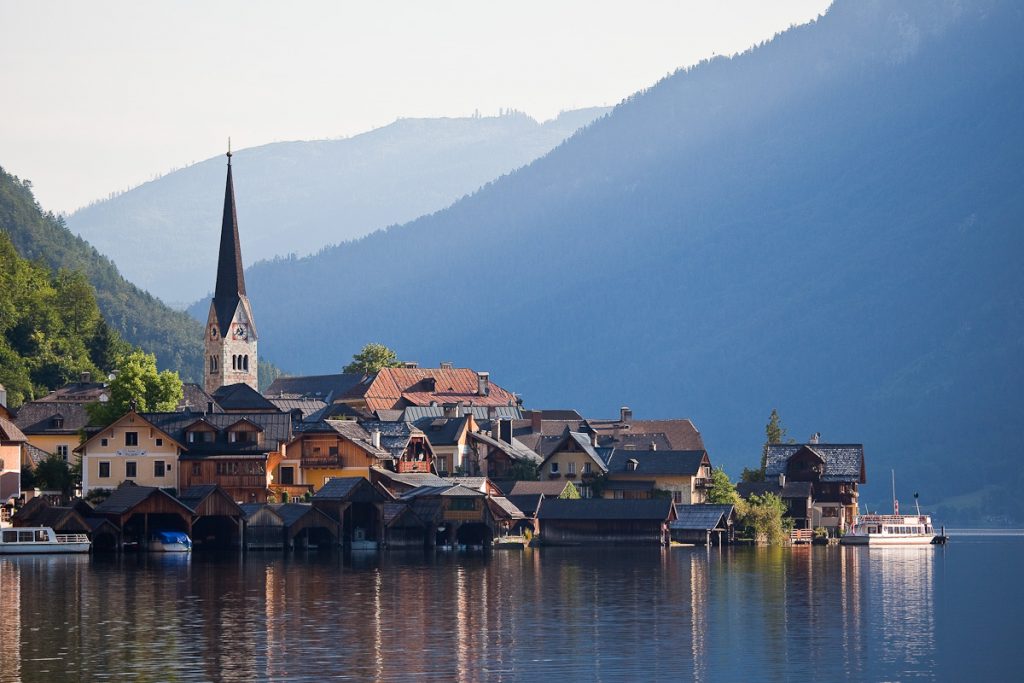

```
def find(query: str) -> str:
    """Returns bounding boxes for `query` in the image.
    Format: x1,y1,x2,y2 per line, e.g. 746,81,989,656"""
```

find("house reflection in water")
0,559,21,679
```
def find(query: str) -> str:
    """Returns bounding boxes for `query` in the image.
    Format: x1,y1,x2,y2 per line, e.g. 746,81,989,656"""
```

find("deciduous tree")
343,343,401,374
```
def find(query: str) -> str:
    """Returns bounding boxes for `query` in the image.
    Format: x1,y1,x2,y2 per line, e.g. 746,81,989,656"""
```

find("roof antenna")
227,137,232,163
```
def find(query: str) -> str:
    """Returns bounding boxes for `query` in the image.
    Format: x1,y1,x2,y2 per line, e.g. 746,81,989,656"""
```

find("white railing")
55,534,90,544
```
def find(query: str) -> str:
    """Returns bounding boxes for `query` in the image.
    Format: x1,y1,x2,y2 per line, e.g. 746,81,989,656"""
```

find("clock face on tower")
233,325,247,340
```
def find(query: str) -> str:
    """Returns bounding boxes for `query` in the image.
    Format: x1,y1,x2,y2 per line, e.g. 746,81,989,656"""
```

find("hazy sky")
1,0,830,213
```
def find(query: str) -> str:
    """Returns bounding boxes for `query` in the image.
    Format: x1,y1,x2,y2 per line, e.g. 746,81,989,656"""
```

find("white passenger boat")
841,471,937,546
841,513,936,545
0,526,91,554
149,530,192,552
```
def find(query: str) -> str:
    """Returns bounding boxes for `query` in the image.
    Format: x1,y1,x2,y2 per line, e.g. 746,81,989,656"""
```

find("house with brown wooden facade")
275,419,392,497
761,442,866,531
536,498,676,546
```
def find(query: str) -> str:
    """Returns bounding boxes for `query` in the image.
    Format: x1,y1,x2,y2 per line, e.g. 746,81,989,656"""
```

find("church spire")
213,148,246,334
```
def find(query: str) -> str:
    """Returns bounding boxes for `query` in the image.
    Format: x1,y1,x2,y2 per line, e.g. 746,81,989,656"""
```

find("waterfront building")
204,149,258,395
602,448,713,504
536,498,676,545
670,503,736,545
77,411,183,494
537,430,609,498
311,476,388,547
736,478,814,529
762,441,866,531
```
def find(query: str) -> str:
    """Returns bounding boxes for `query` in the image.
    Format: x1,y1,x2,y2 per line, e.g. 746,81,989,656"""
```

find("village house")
276,419,393,496
11,373,107,465
397,483,495,546
602,447,713,504
736,478,814,529
1,401,26,517
537,430,608,498
336,366,519,413
761,440,866,531
670,504,736,545
77,410,184,495
360,420,436,474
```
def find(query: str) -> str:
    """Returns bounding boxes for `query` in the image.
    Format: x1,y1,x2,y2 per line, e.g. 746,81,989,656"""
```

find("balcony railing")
694,478,713,489
301,455,344,468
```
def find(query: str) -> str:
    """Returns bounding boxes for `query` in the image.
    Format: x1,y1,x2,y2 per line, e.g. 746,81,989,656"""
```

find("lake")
0,534,1019,681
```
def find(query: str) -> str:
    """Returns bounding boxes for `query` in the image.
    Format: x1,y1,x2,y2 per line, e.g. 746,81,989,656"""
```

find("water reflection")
0,542,970,682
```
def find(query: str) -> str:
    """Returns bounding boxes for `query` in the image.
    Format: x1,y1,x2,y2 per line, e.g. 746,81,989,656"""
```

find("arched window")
243,355,249,371
232,355,237,370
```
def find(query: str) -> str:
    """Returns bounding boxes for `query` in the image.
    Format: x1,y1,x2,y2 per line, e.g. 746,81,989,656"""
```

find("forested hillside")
192,0,1023,523
68,109,609,306
0,231,126,407
0,168,204,382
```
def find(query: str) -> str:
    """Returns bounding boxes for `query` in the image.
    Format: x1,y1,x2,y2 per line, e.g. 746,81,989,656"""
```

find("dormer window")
627,458,639,472
51,416,64,429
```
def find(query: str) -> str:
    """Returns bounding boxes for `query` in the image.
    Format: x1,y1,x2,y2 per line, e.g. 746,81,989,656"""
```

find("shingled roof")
604,449,709,476
142,411,292,457
264,373,367,402
92,484,195,516
764,444,866,483
14,401,94,436
670,504,735,531
212,383,279,412
349,368,518,412
0,416,27,442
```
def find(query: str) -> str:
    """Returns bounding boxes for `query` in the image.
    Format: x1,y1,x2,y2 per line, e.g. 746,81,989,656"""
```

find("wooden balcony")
301,455,344,469
270,483,314,499
695,478,713,490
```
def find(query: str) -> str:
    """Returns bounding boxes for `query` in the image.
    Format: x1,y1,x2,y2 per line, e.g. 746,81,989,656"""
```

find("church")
204,148,259,395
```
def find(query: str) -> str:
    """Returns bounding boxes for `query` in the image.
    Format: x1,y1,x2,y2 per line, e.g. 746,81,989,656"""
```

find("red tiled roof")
359,368,517,412
588,419,704,451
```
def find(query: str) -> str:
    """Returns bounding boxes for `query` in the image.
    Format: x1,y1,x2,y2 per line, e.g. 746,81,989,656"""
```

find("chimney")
530,410,542,433
443,403,459,419
498,419,513,444
591,430,599,447
487,406,497,421
779,473,786,487
810,432,820,444
649,441,657,451
620,406,632,423
402,361,419,369
627,458,638,472
80,371,91,384
440,361,454,370
372,429,381,449
477,372,490,397
207,401,214,414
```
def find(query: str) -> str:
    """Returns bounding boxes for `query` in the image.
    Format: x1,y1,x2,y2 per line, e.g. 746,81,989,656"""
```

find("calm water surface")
0,535,1019,681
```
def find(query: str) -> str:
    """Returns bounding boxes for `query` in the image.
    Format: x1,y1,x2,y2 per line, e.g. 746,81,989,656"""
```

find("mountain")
67,109,610,307
0,167,204,383
186,0,1023,523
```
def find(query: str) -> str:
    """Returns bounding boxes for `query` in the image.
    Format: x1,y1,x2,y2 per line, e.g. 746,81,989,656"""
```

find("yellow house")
538,431,610,499
277,419,393,494
1,413,27,511
77,411,184,494
602,448,713,504
11,376,110,465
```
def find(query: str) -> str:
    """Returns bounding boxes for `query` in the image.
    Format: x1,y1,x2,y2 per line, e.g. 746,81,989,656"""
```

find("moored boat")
0,526,91,554
841,513,936,545
149,530,192,552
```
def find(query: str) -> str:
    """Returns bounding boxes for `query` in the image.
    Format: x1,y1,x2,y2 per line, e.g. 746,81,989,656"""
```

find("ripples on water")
0,537,1020,681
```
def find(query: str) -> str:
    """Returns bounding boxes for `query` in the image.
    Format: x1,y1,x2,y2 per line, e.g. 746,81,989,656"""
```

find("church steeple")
204,147,259,395
213,148,246,336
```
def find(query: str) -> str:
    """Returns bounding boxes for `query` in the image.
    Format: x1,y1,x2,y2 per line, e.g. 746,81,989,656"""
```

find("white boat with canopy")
0,526,91,554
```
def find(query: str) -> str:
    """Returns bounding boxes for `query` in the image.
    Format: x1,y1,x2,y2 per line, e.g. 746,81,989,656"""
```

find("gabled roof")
351,368,518,412
178,485,246,517
537,498,675,522
75,411,185,454
469,431,543,465
322,420,391,458
313,476,386,503
93,484,195,516
0,416,27,442
540,430,608,473
305,402,375,423
604,449,709,477
141,411,292,457
670,504,735,531
764,443,866,483
358,420,428,458
412,415,470,447
268,397,326,419
586,418,705,451
212,383,279,412
177,384,223,413
487,496,525,520
398,484,485,501
507,494,543,516
14,401,93,435
264,374,367,402
35,380,109,403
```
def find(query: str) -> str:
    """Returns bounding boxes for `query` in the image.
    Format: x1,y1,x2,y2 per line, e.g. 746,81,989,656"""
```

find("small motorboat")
149,530,192,552
0,526,91,554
